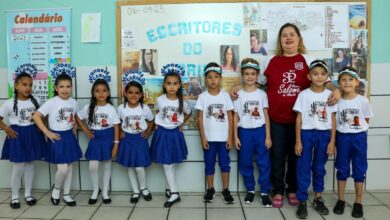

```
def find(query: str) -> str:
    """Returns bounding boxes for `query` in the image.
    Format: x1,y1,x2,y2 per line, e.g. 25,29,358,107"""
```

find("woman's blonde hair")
275,23,307,56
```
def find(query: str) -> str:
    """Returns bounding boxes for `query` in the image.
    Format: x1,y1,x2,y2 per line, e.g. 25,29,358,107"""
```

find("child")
76,78,120,204
333,67,373,218
233,58,272,206
150,64,191,208
195,62,234,204
0,72,46,209
33,72,82,206
116,80,154,204
293,60,337,219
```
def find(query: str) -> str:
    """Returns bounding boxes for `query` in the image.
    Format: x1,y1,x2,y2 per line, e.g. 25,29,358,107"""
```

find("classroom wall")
0,0,389,192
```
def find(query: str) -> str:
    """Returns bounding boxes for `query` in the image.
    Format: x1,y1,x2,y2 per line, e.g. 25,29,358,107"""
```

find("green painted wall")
0,0,389,68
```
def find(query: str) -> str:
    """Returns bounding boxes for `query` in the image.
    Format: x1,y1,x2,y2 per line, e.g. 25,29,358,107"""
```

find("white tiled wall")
1,63,390,192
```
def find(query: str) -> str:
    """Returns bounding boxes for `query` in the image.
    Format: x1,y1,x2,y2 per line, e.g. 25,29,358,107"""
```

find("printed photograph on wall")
220,45,240,72
333,48,351,73
249,29,267,55
122,50,140,73
140,49,158,75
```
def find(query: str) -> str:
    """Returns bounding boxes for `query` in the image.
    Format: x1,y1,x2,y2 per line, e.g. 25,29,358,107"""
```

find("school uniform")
116,103,154,167
234,89,271,193
37,96,82,164
150,94,191,164
336,95,373,182
293,88,337,201
195,90,233,175
78,104,120,161
0,98,46,162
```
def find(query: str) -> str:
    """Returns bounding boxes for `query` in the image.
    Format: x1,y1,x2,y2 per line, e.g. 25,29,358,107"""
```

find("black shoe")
88,189,101,205
313,197,329,215
261,194,272,207
333,200,345,215
63,194,76,207
103,197,111,204
222,189,234,204
10,199,20,209
244,192,255,204
141,188,152,201
352,203,363,218
164,192,181,208
51,185,60,205
203,188,215,203
25,196,37,206
165,189,171,198
296,201,308,219
130,193,140,204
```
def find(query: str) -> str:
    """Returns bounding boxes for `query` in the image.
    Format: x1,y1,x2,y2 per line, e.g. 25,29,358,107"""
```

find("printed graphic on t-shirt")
57,107,75,125
123,115,142,130
92,113,109,127
278,69,301,97
339,108,362,130
18,107,36,123
243,101,261,119
206,104,226,122
308,101,328,122
161,106,180,124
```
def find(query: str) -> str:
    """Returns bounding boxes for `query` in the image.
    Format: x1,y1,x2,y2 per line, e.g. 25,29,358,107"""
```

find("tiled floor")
0,190,390,220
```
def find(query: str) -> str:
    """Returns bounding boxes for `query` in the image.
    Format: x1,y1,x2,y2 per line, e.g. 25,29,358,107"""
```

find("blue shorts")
203,141,231,175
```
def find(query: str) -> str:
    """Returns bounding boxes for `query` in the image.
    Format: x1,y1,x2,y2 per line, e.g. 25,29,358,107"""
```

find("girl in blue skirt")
0,72,46,209
150,65,191,208
117,80,154,204
76,78,120,205
33,73,82,206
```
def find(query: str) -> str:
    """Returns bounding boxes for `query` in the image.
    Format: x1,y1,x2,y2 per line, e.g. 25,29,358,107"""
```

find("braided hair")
13,72,40,116
88,79,113,126
53,72,72,96
123,81,144,109
162,72,184,113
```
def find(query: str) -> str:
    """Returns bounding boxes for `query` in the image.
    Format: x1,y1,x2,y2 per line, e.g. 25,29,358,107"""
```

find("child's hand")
4,126,18,139
45,131,61,143
327,142,335,156
111,143,119,159
86,130,94,140
226,138,233,150
295,142,303,156
141,130,151,139
120,131,125,139
201,137,209,150
234,137,241,150
265,137,272,149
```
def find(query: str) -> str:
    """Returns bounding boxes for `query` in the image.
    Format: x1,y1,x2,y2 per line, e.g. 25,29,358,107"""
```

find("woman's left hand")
327,89,341,106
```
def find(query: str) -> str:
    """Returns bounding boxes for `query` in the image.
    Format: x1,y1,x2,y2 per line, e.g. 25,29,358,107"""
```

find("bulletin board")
116,0,371,129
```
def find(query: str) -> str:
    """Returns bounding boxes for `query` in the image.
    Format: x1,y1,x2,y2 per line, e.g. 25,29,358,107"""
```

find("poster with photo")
349,5,366,29
243,3,261,26
351,29,368,56
122,50,140,73
333,48,351,73
220,45,240,72
6,8,71,103
249,29,267,55
140,49,158,75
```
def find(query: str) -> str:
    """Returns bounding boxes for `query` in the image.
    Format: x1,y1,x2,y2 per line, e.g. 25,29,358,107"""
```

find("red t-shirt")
264,54,311,124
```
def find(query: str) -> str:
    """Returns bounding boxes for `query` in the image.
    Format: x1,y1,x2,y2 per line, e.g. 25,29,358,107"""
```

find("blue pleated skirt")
46,129,82,164
1,125,47,162
116,132,151,167
150,126,188,164
85,128,114,161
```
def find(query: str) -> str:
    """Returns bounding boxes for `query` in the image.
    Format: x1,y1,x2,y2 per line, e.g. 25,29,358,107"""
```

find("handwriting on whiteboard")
127,5,165,16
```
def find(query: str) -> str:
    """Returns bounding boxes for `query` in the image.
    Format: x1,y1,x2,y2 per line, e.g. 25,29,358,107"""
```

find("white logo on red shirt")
295,62,304,70
279,70,300,96
282,70,296,84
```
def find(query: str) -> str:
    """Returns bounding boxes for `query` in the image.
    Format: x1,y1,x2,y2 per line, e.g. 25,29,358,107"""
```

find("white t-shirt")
293,88,337,130
195,90,234,141
234,89,268,129
118,103,154,134
337,95,373,133
38,96,78,131
78,103,120,130
154,94,192,129
0,98,37,126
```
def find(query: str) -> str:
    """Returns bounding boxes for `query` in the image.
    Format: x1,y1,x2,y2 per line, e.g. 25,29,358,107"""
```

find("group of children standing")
0,58,372,219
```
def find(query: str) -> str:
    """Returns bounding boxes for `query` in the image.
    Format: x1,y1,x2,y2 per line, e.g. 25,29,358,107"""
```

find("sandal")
287,194,299,206
272,196,283,208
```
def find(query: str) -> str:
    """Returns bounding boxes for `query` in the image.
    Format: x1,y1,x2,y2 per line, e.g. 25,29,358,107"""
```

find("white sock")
24,162,34,198
128,168,139,194
163,164,178,202
53,164,68,199
135,167,147,195
63,164,73,198
89,160,99,199
102,160,111,199
11,163,24,200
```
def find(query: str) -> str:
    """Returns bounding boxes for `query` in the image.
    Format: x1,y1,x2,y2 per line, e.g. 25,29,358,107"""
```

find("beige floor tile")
73,192,102,206
129,207,168,220
18,204,63,219
243,207,284,220
55,205,99,220
91,206,132,220
207,208,245,220
370,192,390,205
0,203,29,218
280,206,324,220
136,195,168,208
170,195,205,208
169,208,204,220
362,205,390,220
